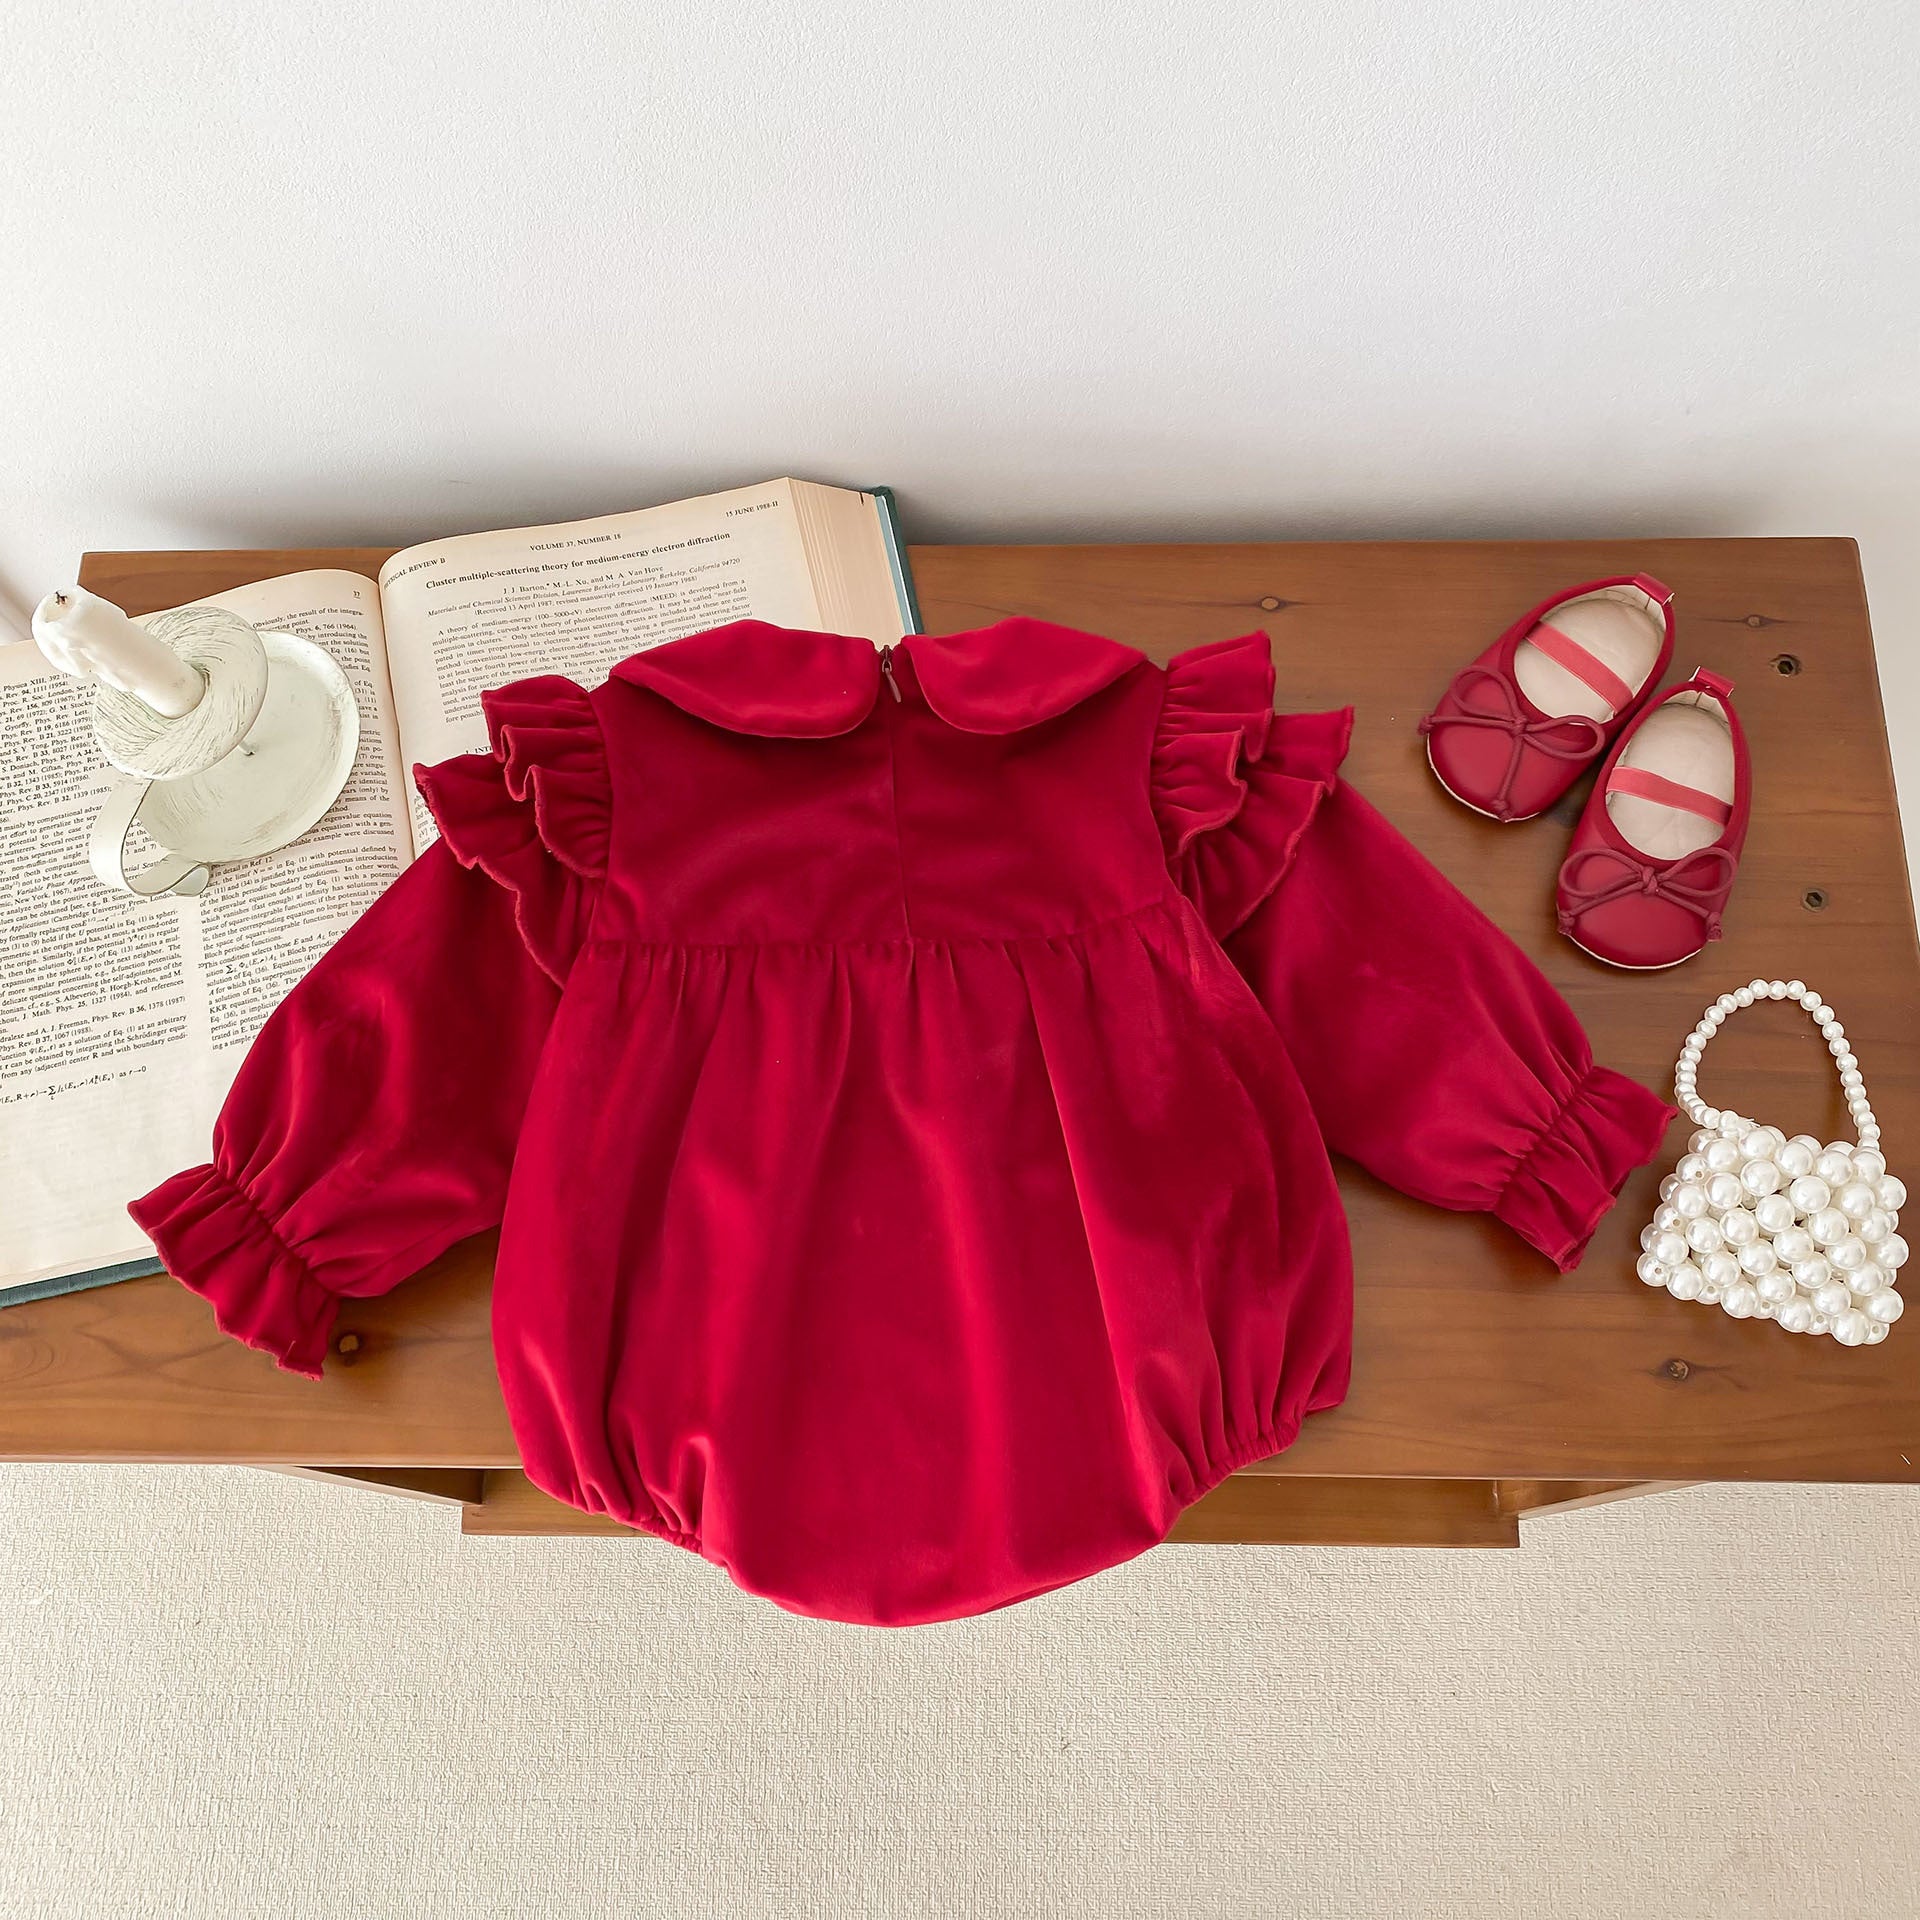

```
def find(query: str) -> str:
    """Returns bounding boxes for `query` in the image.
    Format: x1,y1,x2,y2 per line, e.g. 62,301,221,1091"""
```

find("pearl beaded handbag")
1636,977,1906,1344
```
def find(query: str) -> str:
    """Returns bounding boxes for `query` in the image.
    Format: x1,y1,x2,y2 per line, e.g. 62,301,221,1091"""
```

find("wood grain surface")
460,1468,1522,1548
3,537,1914,1490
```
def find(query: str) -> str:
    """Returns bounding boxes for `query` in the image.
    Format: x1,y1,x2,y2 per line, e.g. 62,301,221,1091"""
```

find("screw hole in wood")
1803,888,1828,912
1772,653,1801,676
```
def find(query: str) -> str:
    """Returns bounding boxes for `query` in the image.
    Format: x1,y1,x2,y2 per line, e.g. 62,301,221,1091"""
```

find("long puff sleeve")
1156,636,1675,1273
129,675,608,1376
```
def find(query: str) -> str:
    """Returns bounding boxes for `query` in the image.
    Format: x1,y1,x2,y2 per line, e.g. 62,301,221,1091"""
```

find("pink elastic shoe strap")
1608,765,1732,825
1525,623,1637,716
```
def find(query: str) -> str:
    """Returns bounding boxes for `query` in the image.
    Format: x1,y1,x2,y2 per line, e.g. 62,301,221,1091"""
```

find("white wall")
3,1,1916,784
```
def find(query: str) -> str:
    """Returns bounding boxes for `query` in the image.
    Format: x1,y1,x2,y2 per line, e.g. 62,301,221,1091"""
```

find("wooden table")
4,538,1916,1553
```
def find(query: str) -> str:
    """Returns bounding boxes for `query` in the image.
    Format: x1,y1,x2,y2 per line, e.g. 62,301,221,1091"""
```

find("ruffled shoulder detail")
411,675,611,985
1154,633,1354,938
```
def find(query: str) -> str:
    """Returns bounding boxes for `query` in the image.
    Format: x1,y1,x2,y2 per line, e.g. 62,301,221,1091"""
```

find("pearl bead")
1739,1159,1782,1198
1667,1263,1705,1302
1821,1020,1844,1042
1808,1208,1850,1247
1715,996,1738,1016
1754,1194,1797,1237
1766,1236,1812,1282
1815,1150,1856,1186
1860,1210,1894,1245
1880,1233,1908,1271
1832,1309,1872,1347
1702,1250,1741,1290
1686,1217,1724,1256
1722,1281,1760,1318
1837,1051,1859,1073
1837,1181,1877,1221
1793,1255,1833,1292
1689,1128,1716,1155
1748,978,1771,997
1659,1173,1680,1202
1878,1177,1908,1212
1704,1139,1742,1174
1637,1252,1669,1287
1868,1288,1905,1325
1739,1241,1779,1278
1755,1269,1794,1304
1867,1321,1890,1343
1674,1182,1711,1218
1707,1173,1747,1213
1830,1234,1868,1274
1842,1068,1865,1090
1849,1262,1889,1297
1653,1231,1690,1267
1809,1315,1831,1337
1767,980,1788,998
1810,1005,1833,1025
1734,988,1756,1008
1719,1208,1760,1248
1676,1153,1708,1184
1786,980,1807,998
1777,1298,1815,1333
1814,1280,1854,1318
1853,1149,1888,1182
1787,1176,1831,1215
1742,1127,1784,1159
1655,1203,1684,1233
1774,1141,1816,1180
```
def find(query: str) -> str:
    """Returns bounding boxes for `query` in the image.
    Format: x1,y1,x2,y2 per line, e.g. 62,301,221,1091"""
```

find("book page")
0,570,407,1287
378,479,842,849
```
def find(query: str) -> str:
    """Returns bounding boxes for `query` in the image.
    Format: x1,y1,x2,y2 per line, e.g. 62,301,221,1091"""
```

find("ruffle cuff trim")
1493,1066,1678,1274
1154,633,1354,937
412,675,611,985
128,1164,337,1379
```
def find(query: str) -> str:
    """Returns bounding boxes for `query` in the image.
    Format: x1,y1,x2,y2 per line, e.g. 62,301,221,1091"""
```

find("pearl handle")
1673,978,1878,1152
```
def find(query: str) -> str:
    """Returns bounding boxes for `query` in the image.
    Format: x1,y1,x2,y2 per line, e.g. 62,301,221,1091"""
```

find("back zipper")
878,644,903,702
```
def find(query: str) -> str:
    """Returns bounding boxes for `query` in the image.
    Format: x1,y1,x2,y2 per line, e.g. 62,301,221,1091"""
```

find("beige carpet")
0,1466,1914,1918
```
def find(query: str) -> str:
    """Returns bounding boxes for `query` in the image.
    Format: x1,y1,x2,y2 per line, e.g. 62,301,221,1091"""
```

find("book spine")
0,1256,164,1312
868,487,924,636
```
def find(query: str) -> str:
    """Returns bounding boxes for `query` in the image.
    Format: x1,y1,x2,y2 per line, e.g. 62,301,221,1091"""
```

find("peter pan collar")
609,616,1148,737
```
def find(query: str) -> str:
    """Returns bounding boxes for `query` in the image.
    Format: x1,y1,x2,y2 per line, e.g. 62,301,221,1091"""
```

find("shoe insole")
1512,586,1666,722
1606,694,1735,860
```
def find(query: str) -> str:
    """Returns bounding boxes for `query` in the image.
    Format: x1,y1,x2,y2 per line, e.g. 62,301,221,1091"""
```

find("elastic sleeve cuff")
128,1165,338,1379
1493,1066,1678,1273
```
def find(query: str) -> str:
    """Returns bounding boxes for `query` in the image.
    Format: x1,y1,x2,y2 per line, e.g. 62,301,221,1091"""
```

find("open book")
1,478,916,1303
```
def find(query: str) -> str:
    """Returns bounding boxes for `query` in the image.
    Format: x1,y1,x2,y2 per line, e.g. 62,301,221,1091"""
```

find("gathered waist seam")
579,891,1196,956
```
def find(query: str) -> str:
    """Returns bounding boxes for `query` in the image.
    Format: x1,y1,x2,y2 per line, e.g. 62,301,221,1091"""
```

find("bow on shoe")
1418,666,1607,820
1556,844,1738,939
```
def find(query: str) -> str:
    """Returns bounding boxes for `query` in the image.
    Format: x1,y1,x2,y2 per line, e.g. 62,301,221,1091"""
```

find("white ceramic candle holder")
31,592,358,898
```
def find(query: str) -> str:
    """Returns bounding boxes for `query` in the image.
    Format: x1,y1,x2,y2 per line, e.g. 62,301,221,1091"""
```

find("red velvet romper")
132,618,1673,1625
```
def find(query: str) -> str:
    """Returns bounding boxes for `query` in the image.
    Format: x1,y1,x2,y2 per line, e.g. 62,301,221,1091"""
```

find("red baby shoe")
1556,668,1749,970
1419,575,1675,821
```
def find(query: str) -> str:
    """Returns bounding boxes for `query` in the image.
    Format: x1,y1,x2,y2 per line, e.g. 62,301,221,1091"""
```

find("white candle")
31,586,204,718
